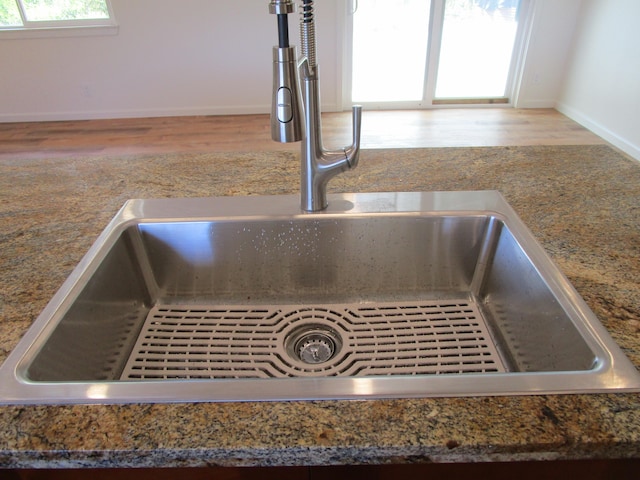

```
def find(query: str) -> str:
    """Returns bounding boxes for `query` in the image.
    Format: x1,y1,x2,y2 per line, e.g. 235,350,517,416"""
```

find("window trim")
0,0,118,39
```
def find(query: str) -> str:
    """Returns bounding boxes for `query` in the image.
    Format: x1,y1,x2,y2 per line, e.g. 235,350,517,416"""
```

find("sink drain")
296,333,335,364
285,324,342,365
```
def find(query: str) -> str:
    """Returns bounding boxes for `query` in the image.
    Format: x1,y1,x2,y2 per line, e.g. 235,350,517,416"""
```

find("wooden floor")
0,108,604,160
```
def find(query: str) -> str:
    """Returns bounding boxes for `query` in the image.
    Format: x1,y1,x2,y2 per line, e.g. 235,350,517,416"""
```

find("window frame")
0,0,118,39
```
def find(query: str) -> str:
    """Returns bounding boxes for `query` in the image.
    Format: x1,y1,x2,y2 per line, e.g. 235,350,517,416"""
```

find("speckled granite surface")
0,145,639,468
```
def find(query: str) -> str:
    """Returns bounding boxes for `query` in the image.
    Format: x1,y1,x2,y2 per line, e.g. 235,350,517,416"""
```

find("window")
352,0,432,103
435,0,522,100
351,0,527,107
0,0,115,33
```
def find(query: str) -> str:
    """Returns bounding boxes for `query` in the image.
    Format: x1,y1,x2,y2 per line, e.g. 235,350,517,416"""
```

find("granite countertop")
1,145,639,468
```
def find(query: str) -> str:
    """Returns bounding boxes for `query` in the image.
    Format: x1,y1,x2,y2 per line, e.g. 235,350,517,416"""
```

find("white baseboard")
514,99,557,109
0,102,343,123
556,102,640,162
0,105,270,123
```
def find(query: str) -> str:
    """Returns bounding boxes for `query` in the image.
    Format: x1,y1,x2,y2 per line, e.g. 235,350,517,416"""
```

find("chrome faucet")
269,0,362,211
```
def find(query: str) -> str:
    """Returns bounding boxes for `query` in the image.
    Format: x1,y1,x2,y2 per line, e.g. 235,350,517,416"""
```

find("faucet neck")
299,61,362,212
269,0,361,212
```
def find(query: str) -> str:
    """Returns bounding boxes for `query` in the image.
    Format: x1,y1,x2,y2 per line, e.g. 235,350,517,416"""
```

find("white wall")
0,0,343,121
1,0,624,131
514,0,583,108
557,0,640,160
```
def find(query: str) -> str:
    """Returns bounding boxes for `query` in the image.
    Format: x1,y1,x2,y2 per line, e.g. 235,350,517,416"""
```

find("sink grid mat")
120,300,505,379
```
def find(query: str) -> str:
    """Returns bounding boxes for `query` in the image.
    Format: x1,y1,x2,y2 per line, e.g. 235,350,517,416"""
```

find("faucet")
269,0,362,212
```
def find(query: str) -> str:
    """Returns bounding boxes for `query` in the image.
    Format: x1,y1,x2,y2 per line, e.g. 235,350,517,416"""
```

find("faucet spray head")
270,1,304,143
271,46,304,143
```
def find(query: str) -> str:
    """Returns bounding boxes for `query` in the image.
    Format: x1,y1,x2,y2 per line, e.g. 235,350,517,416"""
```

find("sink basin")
1,191,639,403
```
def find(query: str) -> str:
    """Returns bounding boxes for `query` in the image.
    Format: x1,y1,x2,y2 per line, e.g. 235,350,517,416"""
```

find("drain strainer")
297,334,334,364
285,324,342,365
121,300,505,379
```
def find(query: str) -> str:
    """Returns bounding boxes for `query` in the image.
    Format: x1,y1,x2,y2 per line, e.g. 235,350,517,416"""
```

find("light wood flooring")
0,108,605,160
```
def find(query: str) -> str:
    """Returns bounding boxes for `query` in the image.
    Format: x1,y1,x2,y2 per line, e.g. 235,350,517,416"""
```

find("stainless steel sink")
1,191,639,404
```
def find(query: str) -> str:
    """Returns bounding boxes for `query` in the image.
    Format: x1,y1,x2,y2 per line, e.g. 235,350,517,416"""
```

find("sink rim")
1,191,639,404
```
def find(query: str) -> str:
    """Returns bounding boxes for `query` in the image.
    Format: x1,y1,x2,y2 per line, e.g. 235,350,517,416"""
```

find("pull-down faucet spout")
269,0,362,211
300,60,362,211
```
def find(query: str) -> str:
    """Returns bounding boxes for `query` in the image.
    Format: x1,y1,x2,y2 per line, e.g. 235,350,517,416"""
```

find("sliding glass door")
351,0,527,107
352,0,432,103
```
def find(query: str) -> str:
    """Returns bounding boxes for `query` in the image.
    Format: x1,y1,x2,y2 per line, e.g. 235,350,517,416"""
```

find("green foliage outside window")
0,0,109,26
0,0,22,26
